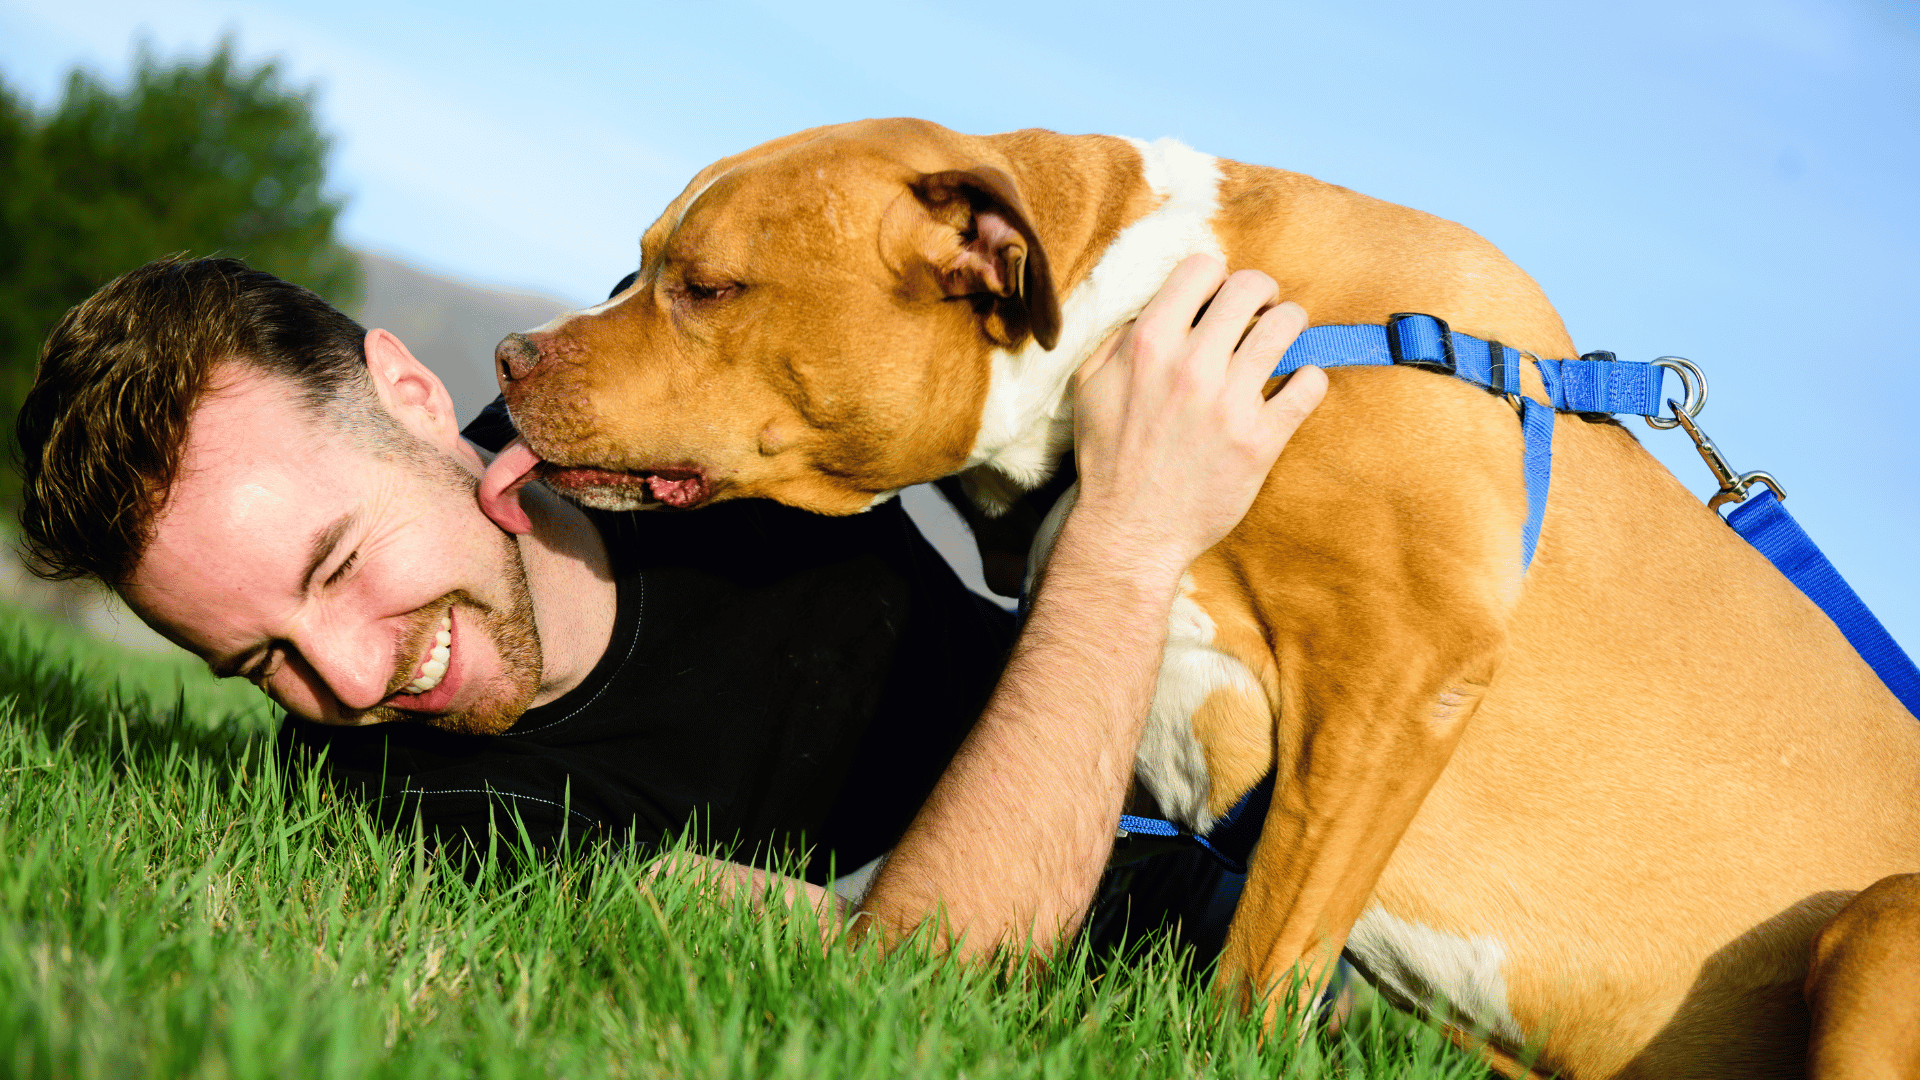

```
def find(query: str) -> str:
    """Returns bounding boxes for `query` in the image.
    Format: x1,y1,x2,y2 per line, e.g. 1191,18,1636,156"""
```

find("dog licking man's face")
485,120,1061,519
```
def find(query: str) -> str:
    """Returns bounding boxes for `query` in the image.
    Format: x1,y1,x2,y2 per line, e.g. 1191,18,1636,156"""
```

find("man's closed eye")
324,550,359,588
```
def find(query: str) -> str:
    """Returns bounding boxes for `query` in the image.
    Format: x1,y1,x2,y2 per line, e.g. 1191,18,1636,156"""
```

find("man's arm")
856,256,1327,958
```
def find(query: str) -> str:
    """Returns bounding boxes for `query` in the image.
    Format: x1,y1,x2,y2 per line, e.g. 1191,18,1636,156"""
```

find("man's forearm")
855,519,1184,958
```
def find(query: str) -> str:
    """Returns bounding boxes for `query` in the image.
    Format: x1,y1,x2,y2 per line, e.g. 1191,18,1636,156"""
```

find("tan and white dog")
483,119,1920,1078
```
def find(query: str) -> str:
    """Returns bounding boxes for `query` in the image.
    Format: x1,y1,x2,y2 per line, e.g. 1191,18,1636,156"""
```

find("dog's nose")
495,332,545,384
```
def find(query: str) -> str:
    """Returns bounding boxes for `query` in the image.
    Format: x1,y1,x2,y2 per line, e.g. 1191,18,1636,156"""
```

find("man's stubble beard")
358,446,546,737
434,529,543,737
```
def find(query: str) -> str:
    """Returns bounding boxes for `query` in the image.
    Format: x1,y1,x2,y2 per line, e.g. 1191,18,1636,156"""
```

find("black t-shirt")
279,400,1014,882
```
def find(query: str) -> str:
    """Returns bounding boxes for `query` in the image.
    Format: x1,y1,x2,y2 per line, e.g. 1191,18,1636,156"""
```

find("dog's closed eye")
677,279,745,304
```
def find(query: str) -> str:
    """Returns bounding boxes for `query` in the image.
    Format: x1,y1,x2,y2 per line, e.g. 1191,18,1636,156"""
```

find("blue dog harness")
1115,313,1920,872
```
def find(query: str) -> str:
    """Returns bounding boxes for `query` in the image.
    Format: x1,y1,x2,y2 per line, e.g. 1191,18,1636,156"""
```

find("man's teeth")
404,616,454,695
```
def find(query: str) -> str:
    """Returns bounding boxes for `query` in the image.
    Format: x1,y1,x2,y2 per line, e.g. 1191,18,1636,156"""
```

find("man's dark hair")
16,255,390,585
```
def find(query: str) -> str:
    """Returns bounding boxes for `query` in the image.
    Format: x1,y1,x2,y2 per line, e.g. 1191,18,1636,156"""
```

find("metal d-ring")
1499,349,1544,415
1645,356,1708,430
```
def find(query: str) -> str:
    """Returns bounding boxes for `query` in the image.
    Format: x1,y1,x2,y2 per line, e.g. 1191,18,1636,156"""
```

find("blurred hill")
352,250,575,426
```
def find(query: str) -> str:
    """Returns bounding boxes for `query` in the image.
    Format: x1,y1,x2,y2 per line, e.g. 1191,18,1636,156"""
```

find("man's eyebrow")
301,511,357,593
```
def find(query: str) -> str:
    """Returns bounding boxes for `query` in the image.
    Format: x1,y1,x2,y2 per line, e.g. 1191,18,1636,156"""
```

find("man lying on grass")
14,253,1323,962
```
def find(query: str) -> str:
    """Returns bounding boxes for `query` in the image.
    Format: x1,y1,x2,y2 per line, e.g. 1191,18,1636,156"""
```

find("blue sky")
4,0,1918,651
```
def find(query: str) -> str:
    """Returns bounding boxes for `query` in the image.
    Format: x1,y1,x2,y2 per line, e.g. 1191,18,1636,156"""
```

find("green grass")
0,600,1494,1079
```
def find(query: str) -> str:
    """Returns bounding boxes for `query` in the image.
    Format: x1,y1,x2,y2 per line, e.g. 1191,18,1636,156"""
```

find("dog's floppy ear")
907,166,1062,350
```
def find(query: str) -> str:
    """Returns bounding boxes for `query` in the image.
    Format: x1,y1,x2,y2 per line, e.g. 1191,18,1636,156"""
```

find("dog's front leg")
1208,370,1528,1028
1216,600,1505,1025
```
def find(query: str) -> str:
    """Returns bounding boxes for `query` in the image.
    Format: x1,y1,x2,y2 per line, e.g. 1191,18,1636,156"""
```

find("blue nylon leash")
1115,313,1919,872
1725,490,1920,715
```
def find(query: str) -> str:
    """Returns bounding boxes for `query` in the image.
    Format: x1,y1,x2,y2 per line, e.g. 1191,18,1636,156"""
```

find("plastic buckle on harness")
1386,313,1457,375
1575,351,1619,422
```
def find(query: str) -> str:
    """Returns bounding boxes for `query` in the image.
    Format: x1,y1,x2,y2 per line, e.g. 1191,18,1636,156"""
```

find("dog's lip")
542,463,711,508
480,436,712,509
540,463,697,486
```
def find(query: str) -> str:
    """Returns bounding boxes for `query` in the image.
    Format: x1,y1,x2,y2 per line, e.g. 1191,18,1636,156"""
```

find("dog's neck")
960,137,1228,516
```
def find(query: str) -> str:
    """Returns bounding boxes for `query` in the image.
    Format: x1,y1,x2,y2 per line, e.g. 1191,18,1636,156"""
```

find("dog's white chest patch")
1346,904,1526,1047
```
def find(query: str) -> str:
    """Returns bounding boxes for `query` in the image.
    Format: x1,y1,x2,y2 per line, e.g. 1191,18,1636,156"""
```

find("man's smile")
387,606,461,712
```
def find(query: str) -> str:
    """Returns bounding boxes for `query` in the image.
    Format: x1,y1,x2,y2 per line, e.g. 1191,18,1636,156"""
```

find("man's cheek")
266,679,317,722
270,658,340,724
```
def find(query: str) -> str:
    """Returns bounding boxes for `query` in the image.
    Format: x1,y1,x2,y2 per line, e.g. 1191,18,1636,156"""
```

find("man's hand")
1067,255,1326,585
648,851,851,944
857,256,1323,959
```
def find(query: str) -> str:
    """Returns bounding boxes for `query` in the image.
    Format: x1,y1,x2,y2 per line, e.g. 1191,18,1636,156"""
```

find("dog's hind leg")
1805,873,1920,1079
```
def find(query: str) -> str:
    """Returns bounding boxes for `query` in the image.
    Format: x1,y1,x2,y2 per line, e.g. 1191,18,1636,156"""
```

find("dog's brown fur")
495,119,1920,1078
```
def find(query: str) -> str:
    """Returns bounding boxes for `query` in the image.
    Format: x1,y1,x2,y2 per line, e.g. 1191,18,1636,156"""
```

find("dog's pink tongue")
647,474,704,508
479,438,542,534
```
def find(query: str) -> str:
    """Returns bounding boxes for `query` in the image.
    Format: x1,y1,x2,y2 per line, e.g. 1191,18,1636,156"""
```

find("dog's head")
487,118,1062,518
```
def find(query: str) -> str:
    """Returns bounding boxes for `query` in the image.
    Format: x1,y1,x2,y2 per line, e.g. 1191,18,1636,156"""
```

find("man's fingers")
1260,364,1328,448
1075,322,1132,391
1133,254,1230,346
1229,300,1308,395
1189,269,1279,359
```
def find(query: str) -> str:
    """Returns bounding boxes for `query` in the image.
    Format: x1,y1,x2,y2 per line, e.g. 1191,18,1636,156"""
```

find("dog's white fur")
963,138,1226,513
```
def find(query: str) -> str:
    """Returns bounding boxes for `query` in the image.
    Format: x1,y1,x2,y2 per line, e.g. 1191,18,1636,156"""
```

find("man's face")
125,365,542,735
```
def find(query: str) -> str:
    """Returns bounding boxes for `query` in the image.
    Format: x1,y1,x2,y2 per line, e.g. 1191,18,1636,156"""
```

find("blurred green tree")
0,38,359,505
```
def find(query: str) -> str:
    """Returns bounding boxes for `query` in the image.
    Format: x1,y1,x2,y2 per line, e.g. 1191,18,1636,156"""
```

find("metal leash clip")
1647,356,1786,511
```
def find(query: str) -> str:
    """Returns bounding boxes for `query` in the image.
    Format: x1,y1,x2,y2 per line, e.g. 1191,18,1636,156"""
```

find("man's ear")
905,166,1062,350
364,329,460,444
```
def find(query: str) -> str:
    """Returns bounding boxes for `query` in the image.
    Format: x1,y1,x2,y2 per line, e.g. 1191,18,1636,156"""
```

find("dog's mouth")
480,437,712,517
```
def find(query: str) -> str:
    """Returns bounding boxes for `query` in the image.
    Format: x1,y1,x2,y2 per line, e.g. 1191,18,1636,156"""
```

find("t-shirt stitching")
399,785,596,825
499,573,646,738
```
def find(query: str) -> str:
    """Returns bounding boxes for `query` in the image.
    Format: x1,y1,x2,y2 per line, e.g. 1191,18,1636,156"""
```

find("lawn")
0,600,1494,1079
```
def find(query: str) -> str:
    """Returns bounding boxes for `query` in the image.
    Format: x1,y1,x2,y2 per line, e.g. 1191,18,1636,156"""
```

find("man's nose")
298,624,398,713
495,331,554,385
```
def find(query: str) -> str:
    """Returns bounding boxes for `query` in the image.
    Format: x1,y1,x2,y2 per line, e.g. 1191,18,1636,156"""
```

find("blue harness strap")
1270,313,1609,573
1273,315,1916,715
1519,399,1555,568
1118,773,1274,875
1113,311,1918,872
1534,354,1670,415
